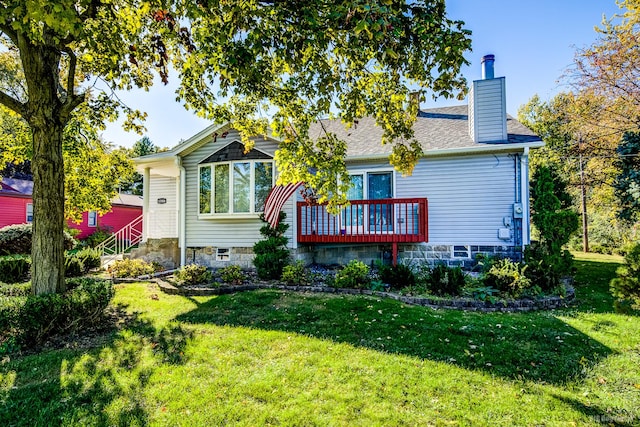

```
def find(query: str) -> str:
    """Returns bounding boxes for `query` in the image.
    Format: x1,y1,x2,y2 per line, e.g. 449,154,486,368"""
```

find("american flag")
263,182,304,228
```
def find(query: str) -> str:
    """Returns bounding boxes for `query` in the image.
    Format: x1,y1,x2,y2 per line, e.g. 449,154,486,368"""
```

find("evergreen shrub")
253,212,290,280
610,242,640,311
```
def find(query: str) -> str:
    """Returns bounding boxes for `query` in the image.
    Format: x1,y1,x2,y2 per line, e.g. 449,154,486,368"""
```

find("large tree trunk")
31,122,66,294
20,38,67,295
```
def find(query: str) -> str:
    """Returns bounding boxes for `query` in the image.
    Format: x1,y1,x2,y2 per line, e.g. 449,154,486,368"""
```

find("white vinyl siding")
396,153,517,246
469,77,507,143
148,175,178,238
182,130,294,248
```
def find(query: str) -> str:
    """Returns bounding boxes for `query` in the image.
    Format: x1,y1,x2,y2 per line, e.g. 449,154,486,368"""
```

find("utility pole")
579,137,589,252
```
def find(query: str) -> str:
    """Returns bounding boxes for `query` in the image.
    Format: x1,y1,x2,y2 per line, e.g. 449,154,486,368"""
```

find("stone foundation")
131,240,522,270
129,238,180,269
398,243,521,268
185,246,256,269
294,243,521,268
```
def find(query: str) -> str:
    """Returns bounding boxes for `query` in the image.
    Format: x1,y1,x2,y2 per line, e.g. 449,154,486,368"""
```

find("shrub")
174,264,212,286
81,226,112,248
483,258,531,298
465,285,499,303
73,248,102,271
64,256,85,278
281,261,309,285
253,212,290,280
473,253,504,274
0,282,31,297
377,263,416,291
0,255,31,283
218,265,245,285
0,278,113,349
334,260,370,289
108,258,155,278
426,264,465,296
525,242,574,292
610,242,640,311
0,223,76,255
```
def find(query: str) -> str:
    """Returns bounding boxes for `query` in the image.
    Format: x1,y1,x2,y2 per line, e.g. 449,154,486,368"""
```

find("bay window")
199,160,274,215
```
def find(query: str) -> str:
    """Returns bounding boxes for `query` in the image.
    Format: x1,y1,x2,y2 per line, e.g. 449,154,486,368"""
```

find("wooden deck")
297,198,428,263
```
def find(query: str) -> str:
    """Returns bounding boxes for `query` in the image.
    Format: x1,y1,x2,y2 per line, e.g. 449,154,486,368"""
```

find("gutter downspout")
142,167,150,242
521,147,530,250
176,157,187,267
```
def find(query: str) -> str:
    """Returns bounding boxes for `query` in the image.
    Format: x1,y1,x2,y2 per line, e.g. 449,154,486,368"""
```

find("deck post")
392,242,398,266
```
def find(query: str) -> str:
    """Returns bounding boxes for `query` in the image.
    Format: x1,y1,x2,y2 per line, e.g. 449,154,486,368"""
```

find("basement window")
216,248,230,262
452,245,471,259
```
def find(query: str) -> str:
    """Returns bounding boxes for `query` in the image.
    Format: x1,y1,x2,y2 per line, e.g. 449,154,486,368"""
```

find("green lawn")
2,253,639,426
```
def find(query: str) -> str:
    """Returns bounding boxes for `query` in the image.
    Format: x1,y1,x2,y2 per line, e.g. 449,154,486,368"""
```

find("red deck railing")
297,198,428,244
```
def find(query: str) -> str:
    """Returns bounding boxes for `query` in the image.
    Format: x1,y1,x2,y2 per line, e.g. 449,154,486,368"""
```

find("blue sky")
101,0,623,149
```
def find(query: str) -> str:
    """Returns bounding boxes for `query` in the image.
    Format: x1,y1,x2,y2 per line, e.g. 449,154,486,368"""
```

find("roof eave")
346,140,544,162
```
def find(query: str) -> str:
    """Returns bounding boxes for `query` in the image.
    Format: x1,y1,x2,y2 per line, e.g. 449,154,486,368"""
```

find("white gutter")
176,157,187,267
345,141,545,163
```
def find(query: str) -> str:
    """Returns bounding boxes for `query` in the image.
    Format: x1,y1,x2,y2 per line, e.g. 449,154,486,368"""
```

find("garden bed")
155,276,575,313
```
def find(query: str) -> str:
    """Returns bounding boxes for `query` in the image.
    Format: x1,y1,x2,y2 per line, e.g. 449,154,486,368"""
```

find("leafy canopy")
0,0,470,294
3,0,471,209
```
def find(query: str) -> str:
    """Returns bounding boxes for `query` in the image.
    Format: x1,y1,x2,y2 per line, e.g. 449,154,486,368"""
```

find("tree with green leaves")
0,1,471,294
518,92,619,252
119,136,160,195
614,131,640,223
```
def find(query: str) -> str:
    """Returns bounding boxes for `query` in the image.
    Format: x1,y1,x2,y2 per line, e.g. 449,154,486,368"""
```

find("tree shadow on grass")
0,304,193,426
175,290,612,386
552,394,639,426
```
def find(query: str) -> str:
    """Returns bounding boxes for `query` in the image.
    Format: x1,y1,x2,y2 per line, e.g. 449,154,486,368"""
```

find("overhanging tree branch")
0,90,26,116
0,22,18,46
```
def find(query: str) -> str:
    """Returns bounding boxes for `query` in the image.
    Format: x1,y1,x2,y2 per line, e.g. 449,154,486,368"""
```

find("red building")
0,178,142,238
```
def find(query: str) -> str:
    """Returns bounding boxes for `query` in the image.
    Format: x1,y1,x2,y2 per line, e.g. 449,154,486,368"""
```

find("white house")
134,55,543,269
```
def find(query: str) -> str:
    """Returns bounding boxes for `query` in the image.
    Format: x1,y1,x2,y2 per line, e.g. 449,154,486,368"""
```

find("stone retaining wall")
155,278,574,313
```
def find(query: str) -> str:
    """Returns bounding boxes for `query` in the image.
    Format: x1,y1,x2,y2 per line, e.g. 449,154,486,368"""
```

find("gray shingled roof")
309,105,542,157
112,193,143,207
0,178,33,195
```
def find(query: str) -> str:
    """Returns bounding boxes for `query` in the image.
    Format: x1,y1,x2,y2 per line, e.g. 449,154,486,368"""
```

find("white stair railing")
96,214,143,265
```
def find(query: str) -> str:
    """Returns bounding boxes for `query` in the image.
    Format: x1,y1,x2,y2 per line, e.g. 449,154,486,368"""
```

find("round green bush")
0,278,114,349
0,223,76,255
174,264,212,286
0,255,31,284
334,260,370,289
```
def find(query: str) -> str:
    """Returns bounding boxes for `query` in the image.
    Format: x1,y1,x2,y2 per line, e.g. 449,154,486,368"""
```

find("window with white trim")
452,245,471,259
216,248,230,261
199,160,274,215
26,203,33,223
88,211,98,227
199,141,275,216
